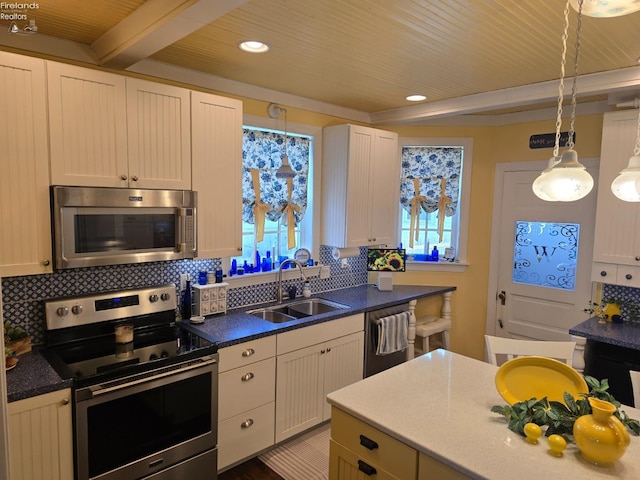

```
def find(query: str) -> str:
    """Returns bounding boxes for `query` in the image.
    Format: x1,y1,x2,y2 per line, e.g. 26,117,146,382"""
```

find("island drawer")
330,407,417,479
329,439,400,480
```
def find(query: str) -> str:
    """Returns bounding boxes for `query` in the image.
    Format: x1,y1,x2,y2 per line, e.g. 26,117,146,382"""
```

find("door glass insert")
512,221,579,291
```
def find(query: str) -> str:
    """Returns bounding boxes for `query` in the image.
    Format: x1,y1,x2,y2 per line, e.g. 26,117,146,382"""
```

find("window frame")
398,137,473,272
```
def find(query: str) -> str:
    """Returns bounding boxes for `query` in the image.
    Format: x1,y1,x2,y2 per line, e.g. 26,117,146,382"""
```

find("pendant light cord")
553,0,571,158
567,0,583,150
635,107,640,156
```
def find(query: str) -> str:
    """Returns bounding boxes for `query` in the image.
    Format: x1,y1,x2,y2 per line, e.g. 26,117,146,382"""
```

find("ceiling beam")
92,0,250,69
370,66,640,125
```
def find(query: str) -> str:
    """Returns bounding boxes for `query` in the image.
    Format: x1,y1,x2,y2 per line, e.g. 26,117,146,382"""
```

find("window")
232,115,319,272
398,137,472,269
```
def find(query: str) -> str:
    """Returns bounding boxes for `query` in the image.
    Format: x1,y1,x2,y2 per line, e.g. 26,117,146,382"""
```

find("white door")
490,163,598,341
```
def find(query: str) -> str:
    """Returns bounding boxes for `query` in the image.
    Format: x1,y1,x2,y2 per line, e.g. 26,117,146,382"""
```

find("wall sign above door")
529,132,576,149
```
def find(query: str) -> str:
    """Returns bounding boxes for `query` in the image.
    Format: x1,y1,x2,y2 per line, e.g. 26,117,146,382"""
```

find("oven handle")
82,357,217,399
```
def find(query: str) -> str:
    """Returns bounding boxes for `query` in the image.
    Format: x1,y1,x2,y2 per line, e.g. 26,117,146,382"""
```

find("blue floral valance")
241,128,310,226
400,146,463,245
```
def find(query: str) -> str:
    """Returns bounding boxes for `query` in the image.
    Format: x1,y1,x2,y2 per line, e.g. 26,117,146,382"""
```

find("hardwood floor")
218,457,284,480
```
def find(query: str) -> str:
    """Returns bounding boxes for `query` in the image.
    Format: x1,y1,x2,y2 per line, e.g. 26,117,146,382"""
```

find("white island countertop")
326,349,640,479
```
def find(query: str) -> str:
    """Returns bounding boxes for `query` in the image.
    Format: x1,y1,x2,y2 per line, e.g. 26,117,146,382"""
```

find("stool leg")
423,335,430,353
442,330,450,350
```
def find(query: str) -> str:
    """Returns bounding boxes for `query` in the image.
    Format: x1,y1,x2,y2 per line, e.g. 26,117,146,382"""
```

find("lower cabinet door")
329,439,400,480
418,452,471,480
7,389,73,480
217,402,275,470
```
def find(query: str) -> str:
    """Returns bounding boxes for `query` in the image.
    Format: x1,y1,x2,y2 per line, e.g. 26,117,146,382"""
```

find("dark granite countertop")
183,284,456,348
569,317,640,351
6,284,455,402
5,349,73,403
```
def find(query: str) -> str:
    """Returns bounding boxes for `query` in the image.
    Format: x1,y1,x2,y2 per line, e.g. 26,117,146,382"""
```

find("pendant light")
570,0,640,17
611,101,640,202
532,0,594,202
267,103,296,178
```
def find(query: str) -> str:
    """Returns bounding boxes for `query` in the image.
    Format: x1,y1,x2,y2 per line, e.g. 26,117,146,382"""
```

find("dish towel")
375,311,410,355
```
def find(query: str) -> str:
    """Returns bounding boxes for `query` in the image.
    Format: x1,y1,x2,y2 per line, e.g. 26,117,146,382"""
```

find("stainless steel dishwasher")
364,303,410,377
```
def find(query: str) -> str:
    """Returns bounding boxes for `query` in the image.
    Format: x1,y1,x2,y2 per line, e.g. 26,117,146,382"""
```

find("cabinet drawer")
329,439,401,480
218,402,275,470
591,262,617,284
219,336,276,372
277,314,364,355
616,265,640,288
219,357,275,421
330,407,417,479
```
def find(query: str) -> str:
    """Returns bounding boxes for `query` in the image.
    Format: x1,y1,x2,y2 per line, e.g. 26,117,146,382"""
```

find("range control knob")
160,293,171,301
149,294,159,303
71,305,83,315
56,306,69,317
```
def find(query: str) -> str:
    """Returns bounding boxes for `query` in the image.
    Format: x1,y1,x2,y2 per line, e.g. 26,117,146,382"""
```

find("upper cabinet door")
191,91,243,258
0,52,53,276
47,62,128,187
593,110,640,269
126,78,191,190
322,124,400,248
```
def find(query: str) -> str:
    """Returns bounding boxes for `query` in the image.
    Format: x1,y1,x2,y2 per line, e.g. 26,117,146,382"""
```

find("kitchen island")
570,317,640,406
327,349,640,479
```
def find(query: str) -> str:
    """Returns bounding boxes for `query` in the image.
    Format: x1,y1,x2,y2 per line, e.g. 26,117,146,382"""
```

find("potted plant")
4,320,31,355
584,298,624,323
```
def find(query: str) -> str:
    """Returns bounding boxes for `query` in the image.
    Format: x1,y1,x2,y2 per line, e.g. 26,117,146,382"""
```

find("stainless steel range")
42,284,218,480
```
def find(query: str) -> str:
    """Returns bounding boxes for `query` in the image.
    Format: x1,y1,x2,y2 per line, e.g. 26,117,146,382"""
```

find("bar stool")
414,315,452,356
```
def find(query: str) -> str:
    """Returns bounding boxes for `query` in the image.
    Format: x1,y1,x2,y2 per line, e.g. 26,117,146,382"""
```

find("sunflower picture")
367,248,406,272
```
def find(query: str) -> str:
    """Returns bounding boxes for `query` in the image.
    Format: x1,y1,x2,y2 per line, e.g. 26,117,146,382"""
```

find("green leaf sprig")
491,376,640,440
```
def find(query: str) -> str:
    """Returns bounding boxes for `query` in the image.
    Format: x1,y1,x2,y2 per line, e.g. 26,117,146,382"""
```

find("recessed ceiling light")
406,94,427,102
238,41,270,53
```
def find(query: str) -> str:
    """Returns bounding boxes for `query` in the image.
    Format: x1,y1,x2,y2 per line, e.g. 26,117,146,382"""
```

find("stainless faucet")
277,259,308,303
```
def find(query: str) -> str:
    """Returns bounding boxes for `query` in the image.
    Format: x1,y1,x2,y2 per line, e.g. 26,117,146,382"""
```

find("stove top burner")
42,284,218,387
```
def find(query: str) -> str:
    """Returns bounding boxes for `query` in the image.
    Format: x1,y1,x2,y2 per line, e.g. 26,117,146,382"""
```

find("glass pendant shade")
571,0,640,17
532,158,559,201
611,155,640,202
533,150,594,202
275,154,296,178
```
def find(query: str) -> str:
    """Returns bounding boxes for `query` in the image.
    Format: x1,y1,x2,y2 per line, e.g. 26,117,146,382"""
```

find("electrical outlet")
180,273,189,291
341,258,349,268
320,265,330,279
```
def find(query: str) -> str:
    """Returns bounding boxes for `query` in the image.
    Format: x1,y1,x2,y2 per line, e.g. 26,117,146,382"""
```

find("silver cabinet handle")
636,256,640,261
626,274,633,280
242,348,255,357
61,398,70,405
600,271,607,276
131,176,138,182
241,372,254,382
241,419,254,429
42,260,50,266
120,174,127,180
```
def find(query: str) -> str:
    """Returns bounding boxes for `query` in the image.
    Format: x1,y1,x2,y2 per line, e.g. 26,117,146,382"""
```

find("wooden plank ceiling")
2,0,639,123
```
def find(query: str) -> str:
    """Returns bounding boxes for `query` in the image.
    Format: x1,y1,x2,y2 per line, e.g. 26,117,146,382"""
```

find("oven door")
74,356,217,480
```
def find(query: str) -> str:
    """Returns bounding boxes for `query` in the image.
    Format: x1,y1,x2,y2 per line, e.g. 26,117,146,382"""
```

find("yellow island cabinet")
327,350,640,480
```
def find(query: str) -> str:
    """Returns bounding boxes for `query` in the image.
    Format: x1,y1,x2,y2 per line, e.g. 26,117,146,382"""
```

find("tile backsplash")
2,245,368,345
602,283,640,322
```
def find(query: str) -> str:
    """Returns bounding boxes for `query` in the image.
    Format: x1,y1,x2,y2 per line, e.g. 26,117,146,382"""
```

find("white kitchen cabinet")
125,77,191,189
48,62,191,189
191,91,243,259
592,110,640,283
275,315,364,442
0,52,53,277
7,389,73,480
217,337,276,470
322,124,400,248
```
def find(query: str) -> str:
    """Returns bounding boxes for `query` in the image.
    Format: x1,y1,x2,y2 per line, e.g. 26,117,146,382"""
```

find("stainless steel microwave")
51,186,197,270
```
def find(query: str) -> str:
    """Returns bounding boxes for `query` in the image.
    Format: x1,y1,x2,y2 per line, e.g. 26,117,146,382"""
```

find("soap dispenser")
303,281,311,298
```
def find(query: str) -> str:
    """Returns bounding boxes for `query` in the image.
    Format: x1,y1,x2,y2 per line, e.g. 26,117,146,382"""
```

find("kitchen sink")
248,298,350,323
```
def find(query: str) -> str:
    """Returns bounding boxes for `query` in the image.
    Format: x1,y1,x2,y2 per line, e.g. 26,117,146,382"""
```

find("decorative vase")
573,397,630,467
